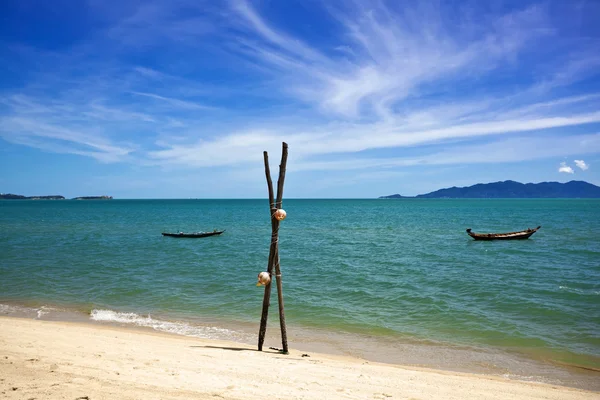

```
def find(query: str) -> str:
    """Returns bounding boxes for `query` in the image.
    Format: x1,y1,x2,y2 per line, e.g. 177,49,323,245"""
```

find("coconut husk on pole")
257,142,289,353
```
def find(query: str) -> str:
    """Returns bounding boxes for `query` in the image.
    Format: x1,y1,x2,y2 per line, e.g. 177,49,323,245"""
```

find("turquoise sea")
1,199,599,390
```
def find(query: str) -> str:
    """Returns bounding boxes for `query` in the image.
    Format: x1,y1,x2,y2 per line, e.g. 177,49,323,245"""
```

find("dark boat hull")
162,230,225,238
466,226,541,241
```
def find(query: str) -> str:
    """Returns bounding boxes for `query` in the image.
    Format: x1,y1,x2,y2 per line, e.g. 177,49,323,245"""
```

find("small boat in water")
162,230,225,238
466,226,541,241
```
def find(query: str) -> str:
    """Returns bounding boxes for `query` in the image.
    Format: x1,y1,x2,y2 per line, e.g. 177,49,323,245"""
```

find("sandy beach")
1,317,597,400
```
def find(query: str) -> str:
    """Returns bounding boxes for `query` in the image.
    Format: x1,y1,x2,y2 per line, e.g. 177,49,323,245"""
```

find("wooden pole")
274,143,288,353
257,142,289,353
257,151,276,351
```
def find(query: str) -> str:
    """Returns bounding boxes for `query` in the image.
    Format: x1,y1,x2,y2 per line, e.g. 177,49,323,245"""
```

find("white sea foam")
0,303,56,319
89,309,249,341
36,306,53,319
0,303,36,315
0,304,20,314
502,373,552,385
559,286,598,295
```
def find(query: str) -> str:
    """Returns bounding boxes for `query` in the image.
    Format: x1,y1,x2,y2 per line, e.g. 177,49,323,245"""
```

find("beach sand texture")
1,317,597,400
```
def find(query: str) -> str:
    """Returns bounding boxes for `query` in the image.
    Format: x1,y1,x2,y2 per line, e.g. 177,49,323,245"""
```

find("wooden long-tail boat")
162,230,225,238
466,226,541,241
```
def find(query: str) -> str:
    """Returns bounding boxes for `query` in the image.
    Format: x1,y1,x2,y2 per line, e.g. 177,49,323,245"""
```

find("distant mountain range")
0,194,112,200
380,180,600,199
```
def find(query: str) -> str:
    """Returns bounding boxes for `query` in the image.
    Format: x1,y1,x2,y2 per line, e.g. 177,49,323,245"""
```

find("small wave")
0,304,22,314
501,373,552,384
559,286,598,295
36,306,54,319
1,303,39,315
0,303,60,319
89,309,250,341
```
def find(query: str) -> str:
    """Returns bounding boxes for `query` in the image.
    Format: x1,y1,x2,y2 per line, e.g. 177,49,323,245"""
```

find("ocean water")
1,199,599,389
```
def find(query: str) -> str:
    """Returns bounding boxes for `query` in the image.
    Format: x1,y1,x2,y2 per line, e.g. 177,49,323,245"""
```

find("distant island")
0,194,112,200
379,180,600,199
72,196,113,200
0,194,65,200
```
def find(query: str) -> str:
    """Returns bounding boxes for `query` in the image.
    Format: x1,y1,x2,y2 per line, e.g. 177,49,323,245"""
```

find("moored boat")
466,226,541,240
162,230,225,238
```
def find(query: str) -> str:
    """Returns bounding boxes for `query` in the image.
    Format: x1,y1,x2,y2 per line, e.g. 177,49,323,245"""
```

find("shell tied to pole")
257,271,271,286
274,209,287,221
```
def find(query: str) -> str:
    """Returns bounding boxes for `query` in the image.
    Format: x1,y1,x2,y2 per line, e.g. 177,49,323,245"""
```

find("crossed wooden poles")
257,142,289,353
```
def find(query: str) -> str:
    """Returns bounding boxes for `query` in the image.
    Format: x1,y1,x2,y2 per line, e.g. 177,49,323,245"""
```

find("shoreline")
1,316,598,399
1,301,599,392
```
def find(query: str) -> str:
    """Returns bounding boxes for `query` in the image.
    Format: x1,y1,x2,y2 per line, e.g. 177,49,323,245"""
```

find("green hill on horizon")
380,180,600,199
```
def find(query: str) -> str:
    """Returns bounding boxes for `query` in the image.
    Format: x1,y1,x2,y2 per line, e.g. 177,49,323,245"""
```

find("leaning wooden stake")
257,142,289,353
274,144,289,353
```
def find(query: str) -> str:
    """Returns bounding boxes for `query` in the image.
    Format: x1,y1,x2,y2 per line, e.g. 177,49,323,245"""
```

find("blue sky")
1,0,599,198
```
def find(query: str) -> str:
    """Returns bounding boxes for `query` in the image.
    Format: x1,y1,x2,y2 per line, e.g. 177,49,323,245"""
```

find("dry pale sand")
1,317,598,400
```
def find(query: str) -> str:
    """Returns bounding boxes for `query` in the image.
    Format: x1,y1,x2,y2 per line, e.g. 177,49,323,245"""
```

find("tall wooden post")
257,142,289,353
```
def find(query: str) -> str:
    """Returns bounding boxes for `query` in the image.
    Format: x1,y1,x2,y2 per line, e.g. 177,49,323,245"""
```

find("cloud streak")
130,92,215,110
230,1,551,119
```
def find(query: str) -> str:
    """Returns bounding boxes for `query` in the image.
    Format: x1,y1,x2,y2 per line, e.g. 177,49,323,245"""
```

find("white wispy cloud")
230,0,548,119
1,115,135,163
290,133,600,172
1,0,599,178
147,113,600,168
130,92,215,110
558,162,574,174
574,159,589,170
143,1,600,169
